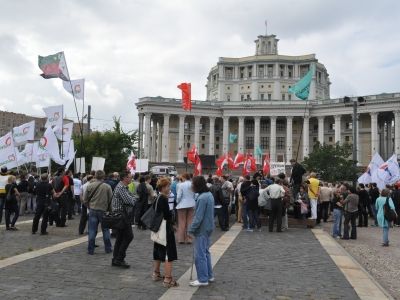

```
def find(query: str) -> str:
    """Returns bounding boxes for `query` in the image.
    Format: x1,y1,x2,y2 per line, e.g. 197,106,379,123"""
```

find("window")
227,95,231,101
282,94,286,100
225,67,233,80
288,94,292,100
185,135,191,141
241,94,244,101
248,66,252,78
268,94,272,100
216,136,220,142
187,143,191,148
201,144,205,149
313,124,318,133
277,120,285,132
345,136,350,142
261,137,269,149
313,137,317,142
246,137,254,149
240,67,244,79
184,122,190,130
346,122,352,129
277,137,285,150
246,95,251,101
245,120,254,133
329,123,335,130
288,65,293,78
260,93,264,100
216,144,219,149
329,137,333,142
258,66,264,77
267,65,273,77
215,125,220,131
202,136,205,141
261,121,269,132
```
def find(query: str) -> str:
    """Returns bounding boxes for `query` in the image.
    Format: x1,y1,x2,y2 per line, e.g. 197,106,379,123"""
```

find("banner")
13,120,35,146
91,157,106,171
63,78,85,100
75,157,86,174
358,153,384,185
376,154,400,190
16,143,34,166
0,132,18,169
37,127,65,165
43,105,63,129
269,162,286,176
54,122,74,142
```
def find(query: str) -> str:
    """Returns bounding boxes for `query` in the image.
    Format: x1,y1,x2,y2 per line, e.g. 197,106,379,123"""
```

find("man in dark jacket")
209,176,226,231
240,175,251,230
357,184,370,227
135,176,149,229
369,183,380,226
290,159,306,199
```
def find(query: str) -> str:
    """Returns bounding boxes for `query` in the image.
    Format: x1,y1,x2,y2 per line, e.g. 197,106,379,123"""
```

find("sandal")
163,276,179,288
152,271,163,281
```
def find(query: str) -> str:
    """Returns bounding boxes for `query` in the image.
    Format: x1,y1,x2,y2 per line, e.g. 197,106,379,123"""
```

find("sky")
0,0,399,132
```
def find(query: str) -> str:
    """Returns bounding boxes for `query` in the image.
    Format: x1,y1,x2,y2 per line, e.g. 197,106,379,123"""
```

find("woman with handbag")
152,177,178,288
5,175,20,231
375,188,397,247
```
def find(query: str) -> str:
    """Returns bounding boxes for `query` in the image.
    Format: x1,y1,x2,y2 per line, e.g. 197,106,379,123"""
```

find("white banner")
358,153,384,185
91,157,106,171
43,105,63,129
64,140,75,170
54,122,74,142
0,132,18,169
269,162,286,177
65,150,77,171
16,143,34,166
37,127,65,165
75,157,86,174
136,159,149,173
13,120,35,146
63,78,84,100
36,152,50,168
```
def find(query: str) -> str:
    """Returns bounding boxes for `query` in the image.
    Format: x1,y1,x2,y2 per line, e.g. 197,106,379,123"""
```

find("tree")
74,117,138,173
302,142,358,182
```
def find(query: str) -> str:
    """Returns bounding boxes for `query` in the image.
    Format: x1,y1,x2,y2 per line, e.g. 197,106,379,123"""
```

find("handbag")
150,219,167,246
384,197,397,222
141,195,163,232
102,211,125,230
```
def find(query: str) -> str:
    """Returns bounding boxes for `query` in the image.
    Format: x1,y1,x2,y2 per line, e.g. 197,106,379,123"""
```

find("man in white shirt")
73,174,82,215
265,178,285,232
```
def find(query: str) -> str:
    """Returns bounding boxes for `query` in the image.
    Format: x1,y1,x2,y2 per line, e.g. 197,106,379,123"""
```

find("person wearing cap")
0,166,8,224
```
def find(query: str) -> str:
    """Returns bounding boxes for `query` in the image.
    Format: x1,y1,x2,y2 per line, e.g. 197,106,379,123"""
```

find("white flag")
0,132,18,169
54,122,74,141
63,79,84,100
43,105,63,129
16,143,34,166
358,153,384,185
13,120,35,145
37,127,65,165
376,154,400,189
36,152,50,168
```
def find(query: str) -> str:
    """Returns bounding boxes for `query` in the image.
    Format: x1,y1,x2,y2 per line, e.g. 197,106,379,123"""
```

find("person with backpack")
209,176,226,231
32,173,58,235
52,168,70,227
375,188,397,247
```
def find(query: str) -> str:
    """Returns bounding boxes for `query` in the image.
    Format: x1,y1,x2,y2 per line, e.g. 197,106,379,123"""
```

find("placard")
91,157,106,171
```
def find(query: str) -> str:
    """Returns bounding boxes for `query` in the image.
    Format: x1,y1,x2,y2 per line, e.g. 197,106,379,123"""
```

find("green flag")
255,145,263,156
38,52,70,81
229,133,237,144
288,65,315,100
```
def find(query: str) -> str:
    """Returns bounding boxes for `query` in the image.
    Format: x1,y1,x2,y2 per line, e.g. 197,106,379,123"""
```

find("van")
150,165,177,177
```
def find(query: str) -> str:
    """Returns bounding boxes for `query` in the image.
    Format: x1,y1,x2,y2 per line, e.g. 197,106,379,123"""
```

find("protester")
246,179,260,232
306,173,320,220
295,185,309,220
375,188,397,246
79,175,94,235
219,175,233,231
5,175,20,230
27,175,37,214
240,175,252,230
189,176,215,287
32,173,58,235
151,177,179,288
83,170,113,255
341,187,359,240
289,159,306,199
0,166,9,224
279,176,291,231
357,183,370,227
369,183,380,226
331,187,343,239
176,173,195,244
208,176,225,231
265,178,285,232
73,174,82,215
112,171,136,268
393,185,400,226
234,177,244,223
146,175,156,206
105,172,119,191
17,173,29,216
318,182,332,223
136,176,149,230
52,168,70,227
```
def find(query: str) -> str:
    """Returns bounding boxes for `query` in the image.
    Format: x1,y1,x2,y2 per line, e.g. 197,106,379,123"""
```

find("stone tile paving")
322,222,400,299
193,228,360,300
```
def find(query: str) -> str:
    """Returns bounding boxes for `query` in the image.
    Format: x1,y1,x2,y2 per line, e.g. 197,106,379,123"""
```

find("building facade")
135,30,400,167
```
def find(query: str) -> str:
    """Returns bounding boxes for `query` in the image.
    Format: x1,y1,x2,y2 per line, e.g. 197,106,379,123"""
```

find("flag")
12,120,35,146
229,133,237,144
216,153,235,175
357,153,384,185
233,152,245,169
63,78,85,100
43,105,63,129
263,154,270,175
16,143,34,166
65,140,76,170
54,122,74,141
242,154,256,176
126,152,136,174
255,145,263,157
0,132,18,169
177,83,192,111
288,65,315,100
376,154,400,189
187,145,202,175
194,156,202,176
38,52,69,81
62,139,74,161
37,127,65,165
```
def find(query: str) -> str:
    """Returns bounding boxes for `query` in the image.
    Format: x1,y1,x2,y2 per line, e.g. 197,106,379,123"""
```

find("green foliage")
302,142,358,182
75,117,138,173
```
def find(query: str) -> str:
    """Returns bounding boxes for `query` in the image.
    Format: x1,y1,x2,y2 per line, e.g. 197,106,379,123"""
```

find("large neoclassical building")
135,29,400,167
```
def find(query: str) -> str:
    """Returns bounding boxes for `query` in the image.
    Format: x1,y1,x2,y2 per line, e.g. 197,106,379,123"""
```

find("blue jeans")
332,209,343,237
383,226,389,244
372,205,378,225
88,209,112,254
194,235,214,283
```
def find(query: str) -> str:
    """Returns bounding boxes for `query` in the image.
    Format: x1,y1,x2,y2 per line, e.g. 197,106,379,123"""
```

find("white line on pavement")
0,219,34,228
159,223,242,300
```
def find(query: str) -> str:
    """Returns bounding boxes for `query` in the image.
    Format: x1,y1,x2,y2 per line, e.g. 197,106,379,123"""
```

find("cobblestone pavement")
0,215,362,300
322,221,400,299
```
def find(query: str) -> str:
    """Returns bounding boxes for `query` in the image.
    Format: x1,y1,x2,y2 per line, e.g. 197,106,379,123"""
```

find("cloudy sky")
1,0,399,132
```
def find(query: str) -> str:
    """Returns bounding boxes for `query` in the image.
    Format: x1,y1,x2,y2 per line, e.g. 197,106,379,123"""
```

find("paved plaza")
0,217,393,300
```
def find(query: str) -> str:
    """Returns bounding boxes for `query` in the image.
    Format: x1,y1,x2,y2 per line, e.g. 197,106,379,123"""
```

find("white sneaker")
208,277,215,282
189,280,209,287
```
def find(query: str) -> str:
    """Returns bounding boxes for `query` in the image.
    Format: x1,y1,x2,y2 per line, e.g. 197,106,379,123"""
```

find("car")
150,165,177,177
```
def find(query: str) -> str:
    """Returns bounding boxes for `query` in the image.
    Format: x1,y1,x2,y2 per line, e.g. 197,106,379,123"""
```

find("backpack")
384,197,397,222
52,176,64,193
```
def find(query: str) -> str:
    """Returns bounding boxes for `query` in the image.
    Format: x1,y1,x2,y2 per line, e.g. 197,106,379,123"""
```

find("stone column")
286,116,293,163
238,117,245,153
270,116,277,161
138,113,144,158
334,115,341,144
318,116,324,144
177,115,185,162
370,112,378,155
254,116,261,163
161,114,170,162
209,117,216,155
395,111,400,156
356,114,361,165
157,122,162,162
303,116,310,159
222,116,229,154
193,116,201,151
144,113,152,159
151,120,157,162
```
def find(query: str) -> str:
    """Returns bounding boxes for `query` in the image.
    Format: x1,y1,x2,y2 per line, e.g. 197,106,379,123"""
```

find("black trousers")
113,222,134,262
269,198,283,232
5,202,19,228
134,200,147,227
56,195,67,226
216,205,229,230
318,202,330,223
32,202,50,234
358,205,368,227
343,211,357,239
67,195,75,218
79,204,88,234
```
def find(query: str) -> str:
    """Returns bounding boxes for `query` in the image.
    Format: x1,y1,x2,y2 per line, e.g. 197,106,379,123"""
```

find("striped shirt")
112,182,137,213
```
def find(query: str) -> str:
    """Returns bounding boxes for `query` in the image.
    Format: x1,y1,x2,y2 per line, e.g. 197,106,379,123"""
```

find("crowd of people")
0,159,400,288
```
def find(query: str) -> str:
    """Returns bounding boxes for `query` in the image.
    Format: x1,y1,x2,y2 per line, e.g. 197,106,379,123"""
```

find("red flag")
216,167,223,176
233,152,245,169
242,154,256,176
263,153,270,175
216,153,235,171
126,152,136,174
194,156,202,176
187,144,198,163
177,83,192,111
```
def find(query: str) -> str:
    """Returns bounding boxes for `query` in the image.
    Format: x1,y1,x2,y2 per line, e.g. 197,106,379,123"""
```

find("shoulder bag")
141,195,163,232
150,219,167,246
384,197,397,222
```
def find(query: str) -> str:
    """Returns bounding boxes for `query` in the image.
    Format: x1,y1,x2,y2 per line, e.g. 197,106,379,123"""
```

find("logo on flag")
39,137,48,149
